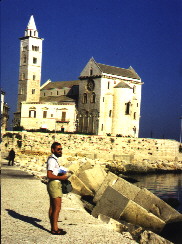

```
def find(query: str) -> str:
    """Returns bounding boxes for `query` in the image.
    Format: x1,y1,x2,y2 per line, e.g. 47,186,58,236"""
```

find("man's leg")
49,197,62,231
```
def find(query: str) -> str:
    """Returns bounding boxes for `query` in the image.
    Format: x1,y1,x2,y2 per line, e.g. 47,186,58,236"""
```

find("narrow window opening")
90,92,96,103
109,110,112,117
83,93,87,104
125,102,131,115
108,82,110,89
134,112,136,120
43,111,47,118
32,89,35,94
133,86,136,94
33,57,37,64
61,112,66,122
101,124,103,131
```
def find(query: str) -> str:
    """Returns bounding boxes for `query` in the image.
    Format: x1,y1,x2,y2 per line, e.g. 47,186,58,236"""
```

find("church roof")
40,95,76,103
96,63,140,80
114,81,132,88
41,80,79,90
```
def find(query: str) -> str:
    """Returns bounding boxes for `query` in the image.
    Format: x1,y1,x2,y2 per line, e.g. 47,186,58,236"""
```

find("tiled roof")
114,81,132,88
40,96,76,103
97,63,140,80
41,80,79,90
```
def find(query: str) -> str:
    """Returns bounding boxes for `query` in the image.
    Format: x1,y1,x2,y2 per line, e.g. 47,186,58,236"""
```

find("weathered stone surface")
120,200,165,233
98,214,128,233
78,165,107,192
92,186,165,233
94,172,118,202
134,188,182,223
94,172,140,203
69,175,94,196
112,177,141,200
140,230,173,244
92,186,130,219
76,161,93,176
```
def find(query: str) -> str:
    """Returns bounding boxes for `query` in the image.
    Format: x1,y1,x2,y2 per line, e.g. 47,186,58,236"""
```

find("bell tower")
16,15,43,112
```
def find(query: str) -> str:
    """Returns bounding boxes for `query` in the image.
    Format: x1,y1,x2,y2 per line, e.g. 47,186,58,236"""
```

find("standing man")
47,142,69,235
8,148,15,166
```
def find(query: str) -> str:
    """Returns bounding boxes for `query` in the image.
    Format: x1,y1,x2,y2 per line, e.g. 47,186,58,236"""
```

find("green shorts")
47,180,63,198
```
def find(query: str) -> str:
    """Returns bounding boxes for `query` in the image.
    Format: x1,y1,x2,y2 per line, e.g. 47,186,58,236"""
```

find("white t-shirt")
47,154,68,177
47,154,60,176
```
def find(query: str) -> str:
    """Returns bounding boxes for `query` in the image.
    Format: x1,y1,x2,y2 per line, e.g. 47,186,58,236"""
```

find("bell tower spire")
25,15,38,37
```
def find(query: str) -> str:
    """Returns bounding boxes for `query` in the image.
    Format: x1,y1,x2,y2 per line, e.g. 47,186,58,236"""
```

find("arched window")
83,93,87,104
90,92,96,103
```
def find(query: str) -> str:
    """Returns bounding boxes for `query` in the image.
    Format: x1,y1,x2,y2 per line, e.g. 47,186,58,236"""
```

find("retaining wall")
1,132,181,162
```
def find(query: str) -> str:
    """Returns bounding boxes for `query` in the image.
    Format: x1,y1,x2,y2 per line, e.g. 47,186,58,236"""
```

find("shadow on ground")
6,209,50,233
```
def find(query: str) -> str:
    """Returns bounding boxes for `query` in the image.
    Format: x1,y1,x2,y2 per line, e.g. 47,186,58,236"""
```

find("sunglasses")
57,148,62,151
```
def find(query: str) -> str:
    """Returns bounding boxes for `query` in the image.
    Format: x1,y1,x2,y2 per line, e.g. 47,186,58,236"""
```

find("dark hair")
51,142,61,150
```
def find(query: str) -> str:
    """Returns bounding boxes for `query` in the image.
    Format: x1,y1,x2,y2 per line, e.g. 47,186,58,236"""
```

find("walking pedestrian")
8,148,15,166
46,142,69,235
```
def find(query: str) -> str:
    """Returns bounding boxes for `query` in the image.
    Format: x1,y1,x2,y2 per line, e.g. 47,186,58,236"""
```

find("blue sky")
1,0,182,140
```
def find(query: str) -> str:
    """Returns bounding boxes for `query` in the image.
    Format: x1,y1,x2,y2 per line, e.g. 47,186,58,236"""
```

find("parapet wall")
1,131,181,162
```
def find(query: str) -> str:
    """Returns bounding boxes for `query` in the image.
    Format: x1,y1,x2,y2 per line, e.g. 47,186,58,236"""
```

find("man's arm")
47,170,68,180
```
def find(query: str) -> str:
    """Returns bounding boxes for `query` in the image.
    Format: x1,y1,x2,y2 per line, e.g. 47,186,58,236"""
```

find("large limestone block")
78,165,107,192
112,177,141,200
92,186,129,219
94,172,140,203
94,172,118,202
92,186,165,233
134,188,182,223
69,175,93,196
120,200,165,233
77,161,93,176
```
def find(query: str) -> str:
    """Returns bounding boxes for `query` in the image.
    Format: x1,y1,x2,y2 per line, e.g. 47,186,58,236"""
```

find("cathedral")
14,16,143,137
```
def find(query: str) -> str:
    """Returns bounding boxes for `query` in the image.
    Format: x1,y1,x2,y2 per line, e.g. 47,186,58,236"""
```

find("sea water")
132,173,182,213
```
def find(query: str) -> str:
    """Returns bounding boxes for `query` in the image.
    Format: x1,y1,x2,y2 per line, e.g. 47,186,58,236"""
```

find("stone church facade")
14,16,143,137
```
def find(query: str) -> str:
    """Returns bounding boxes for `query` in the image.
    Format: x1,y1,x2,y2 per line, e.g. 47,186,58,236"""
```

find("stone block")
120,200,165,233
69,175,94,196
94,172,118,202
134,188,182,223
77,161,93,176
78,165,107,192
98,214,128,233
92,186,129,219
92,186,165,233
112,177,141,200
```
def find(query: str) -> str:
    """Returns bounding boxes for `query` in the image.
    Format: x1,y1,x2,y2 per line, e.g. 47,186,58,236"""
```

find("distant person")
8,149,15,166
46,142,70,235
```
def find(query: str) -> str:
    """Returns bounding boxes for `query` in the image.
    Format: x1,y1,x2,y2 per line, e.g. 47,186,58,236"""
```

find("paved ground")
1,159,137,244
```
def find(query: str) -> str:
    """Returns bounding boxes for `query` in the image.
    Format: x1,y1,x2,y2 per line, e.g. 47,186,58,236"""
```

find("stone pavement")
1,159,137,244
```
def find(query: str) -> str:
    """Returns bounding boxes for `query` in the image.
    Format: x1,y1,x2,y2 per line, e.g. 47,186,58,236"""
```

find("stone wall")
1,131,181,162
